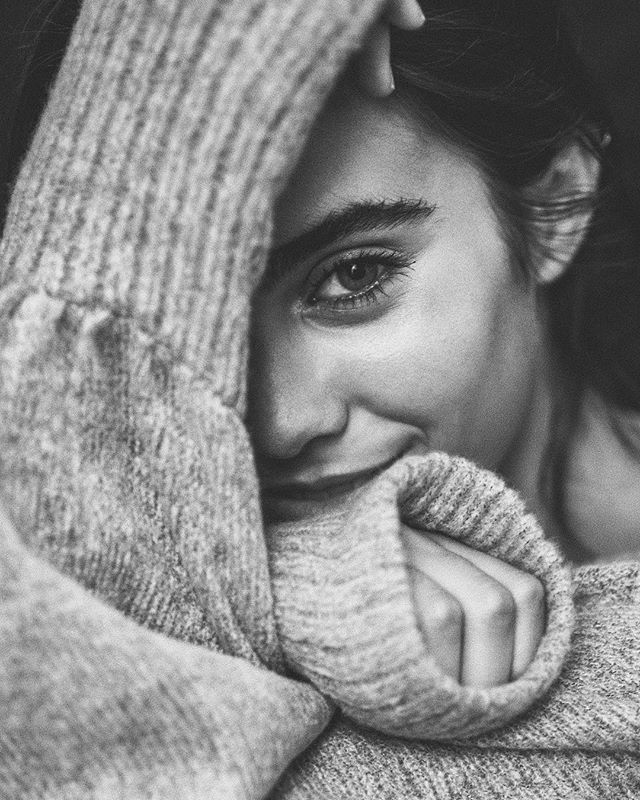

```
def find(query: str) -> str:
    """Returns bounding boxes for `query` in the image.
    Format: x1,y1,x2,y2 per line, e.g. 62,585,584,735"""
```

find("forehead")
273,86,480,247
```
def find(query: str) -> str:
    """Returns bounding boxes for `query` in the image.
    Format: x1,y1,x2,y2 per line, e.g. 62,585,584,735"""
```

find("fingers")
384,0,426,30
406,564,462,681
427,532,546,679
403,529,516,687
401,526,545,688
356,0,424,97
356,22,394,97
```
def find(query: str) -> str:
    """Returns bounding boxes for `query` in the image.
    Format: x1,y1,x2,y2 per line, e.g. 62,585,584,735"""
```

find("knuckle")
429,596,463,633
474,586,516,626
513,574,545,610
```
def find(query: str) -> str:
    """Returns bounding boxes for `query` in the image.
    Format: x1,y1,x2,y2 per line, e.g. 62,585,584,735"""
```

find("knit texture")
0,0,383,796
0,0,389,666
272,561,640,799
269,454,574,739
0,504,330,800
1,0,639,798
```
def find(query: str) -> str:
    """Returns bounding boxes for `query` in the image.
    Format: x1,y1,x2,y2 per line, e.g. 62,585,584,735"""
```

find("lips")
264,465,384,499
260,456,399,518
260,470,381,523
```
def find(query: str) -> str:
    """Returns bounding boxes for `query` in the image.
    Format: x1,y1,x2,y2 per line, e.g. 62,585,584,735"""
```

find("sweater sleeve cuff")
268,452,575,740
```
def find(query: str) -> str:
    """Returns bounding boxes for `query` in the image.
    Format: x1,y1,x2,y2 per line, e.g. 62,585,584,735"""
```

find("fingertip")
385,0,426,30
356,23,395,97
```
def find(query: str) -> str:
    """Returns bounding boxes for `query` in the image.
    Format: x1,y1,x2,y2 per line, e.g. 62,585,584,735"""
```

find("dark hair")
390,0,640,542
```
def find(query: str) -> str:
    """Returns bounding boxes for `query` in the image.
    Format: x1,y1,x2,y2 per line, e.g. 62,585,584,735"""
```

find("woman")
0,0,638,797
252,1,640,552
249,0,640,692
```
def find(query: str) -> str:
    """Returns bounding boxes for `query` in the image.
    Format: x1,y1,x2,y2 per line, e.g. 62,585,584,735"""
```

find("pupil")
338,261,375,290
349,263,366,281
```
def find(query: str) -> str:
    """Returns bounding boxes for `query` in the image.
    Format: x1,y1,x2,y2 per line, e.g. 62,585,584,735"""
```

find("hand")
400,527,545,687
356,0,425,96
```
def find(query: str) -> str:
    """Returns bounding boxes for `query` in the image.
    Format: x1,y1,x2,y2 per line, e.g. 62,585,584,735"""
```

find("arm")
0,0,392,795
0,501,331,800
272,558,640,799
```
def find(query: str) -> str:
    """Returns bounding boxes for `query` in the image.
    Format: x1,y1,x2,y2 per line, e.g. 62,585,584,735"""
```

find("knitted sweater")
0,1,638,798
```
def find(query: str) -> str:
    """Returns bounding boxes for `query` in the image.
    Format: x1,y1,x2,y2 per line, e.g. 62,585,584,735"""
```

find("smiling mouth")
262,459,397,504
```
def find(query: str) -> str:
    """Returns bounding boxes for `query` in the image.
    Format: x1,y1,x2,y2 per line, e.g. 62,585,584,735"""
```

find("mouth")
261,457,398,520
265,465,386,498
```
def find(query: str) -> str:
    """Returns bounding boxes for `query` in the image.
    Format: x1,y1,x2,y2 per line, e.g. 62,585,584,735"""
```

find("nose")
248,326,348,461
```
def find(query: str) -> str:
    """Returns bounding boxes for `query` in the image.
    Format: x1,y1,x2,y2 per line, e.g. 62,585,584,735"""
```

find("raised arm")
0,0,390,795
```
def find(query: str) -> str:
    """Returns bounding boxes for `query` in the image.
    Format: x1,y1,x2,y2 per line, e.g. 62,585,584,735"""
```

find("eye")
302,249,415,317
313,258,385,301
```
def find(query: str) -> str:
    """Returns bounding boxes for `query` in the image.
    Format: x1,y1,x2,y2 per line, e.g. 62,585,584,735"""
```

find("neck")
498,346,568,547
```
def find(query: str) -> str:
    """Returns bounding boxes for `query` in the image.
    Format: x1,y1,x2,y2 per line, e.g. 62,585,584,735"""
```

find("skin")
564,390,640,559
355,0,426,96
249,86,550,687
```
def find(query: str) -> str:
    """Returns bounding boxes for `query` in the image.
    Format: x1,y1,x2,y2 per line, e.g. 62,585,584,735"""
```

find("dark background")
0,0,81,226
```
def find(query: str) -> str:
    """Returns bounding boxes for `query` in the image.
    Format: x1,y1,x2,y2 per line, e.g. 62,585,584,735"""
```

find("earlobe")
525,137,601,285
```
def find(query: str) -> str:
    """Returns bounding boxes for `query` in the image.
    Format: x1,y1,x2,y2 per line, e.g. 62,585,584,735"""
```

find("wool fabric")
1,0,639,798
269,454,575,740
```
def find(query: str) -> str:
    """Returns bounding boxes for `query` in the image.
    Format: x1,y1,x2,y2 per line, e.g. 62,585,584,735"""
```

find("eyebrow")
263,198,436,289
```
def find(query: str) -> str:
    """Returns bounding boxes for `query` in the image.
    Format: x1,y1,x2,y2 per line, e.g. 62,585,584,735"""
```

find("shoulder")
564,391,640,561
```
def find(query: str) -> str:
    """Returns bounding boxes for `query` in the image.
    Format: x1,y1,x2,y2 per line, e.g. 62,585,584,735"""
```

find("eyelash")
304,249,414,313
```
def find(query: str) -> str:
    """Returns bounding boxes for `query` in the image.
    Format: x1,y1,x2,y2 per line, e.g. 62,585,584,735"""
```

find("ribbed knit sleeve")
271,560,640,800
3,1,638,797
0,0,386,661
0,502,331,800
268,455,640,797
269,454,575,740
1,0,381,396
0,0,388,796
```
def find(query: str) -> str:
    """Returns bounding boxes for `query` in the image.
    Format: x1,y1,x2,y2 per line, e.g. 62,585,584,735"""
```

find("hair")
389,0,640,542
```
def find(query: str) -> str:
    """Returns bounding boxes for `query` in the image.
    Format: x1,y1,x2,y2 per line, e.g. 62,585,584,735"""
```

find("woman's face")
249,87,548,521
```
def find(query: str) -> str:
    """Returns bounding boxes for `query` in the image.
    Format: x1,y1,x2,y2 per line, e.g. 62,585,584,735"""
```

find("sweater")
0,1,639,798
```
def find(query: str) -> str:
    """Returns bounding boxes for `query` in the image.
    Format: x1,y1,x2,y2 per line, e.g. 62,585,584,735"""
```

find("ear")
524,138,601,284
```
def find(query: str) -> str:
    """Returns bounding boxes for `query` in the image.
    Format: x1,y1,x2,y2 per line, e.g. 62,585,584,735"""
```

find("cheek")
327,260,539,446
322,304,488,421
336,312,492,421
